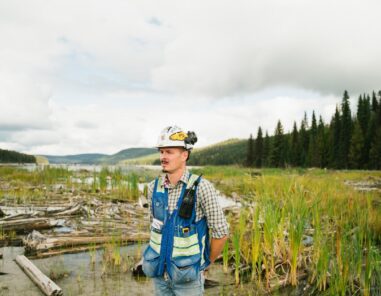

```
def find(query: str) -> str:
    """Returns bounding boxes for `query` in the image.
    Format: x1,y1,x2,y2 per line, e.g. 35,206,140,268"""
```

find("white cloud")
1,91,350,155
0,0,379,155
152,0,381,97
0,72,53,130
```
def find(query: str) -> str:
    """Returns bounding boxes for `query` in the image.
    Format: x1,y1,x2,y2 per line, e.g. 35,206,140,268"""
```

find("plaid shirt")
147,169,229,239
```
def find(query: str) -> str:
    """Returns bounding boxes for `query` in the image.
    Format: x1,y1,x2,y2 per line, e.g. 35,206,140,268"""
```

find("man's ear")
185,150,190,162
181,149,189,161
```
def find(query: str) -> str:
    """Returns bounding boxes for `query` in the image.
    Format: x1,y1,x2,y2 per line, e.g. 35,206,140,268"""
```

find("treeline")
0,148,36,163
247,90,381,169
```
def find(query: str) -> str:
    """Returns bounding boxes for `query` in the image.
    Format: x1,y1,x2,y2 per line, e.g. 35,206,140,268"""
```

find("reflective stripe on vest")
172,233,200,257
173,243,200,257
149,231,162,254
156,177,165,193
200,235,206,266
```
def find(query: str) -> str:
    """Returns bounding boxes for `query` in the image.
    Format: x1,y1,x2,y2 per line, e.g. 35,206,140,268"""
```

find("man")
142,126,229,296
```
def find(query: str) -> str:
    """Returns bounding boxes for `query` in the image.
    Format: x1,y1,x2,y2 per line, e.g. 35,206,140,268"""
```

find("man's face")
159,147,188,174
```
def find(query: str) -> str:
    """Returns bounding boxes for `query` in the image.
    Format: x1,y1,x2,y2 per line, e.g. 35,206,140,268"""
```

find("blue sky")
0,0,380,155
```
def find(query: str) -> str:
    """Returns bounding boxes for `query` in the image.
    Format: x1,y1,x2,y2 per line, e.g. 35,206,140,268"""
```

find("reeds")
250,205,261,281
198,166,381,294
288,185,308,286
222,239,229,273
233,230,241,286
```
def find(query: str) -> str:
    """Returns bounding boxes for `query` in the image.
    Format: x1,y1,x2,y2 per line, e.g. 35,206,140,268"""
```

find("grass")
193,166,381,294
1,164,381,294
0,165,144,204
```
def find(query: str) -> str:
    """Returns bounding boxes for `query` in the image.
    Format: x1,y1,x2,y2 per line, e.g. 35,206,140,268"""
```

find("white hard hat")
157,126,197,150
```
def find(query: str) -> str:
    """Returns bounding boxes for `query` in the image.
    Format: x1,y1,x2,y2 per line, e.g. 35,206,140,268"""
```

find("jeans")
153,271,205,296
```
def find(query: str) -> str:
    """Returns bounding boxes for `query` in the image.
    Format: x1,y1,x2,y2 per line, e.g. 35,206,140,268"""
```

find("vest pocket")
170,254,201,284
153,198,165,221
142,245,161,278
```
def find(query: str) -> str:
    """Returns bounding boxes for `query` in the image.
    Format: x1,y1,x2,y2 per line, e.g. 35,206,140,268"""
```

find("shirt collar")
162,169,190,188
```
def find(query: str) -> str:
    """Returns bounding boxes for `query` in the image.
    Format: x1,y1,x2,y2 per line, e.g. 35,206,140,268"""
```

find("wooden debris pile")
0,197,150,257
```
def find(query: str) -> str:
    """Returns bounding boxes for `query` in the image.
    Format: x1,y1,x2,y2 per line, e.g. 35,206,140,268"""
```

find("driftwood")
24,230,150,256
52,202,82,216
31,244,106,259
1,197,150,257
15,255,63,296
0,205,69,216
0,203,83,219
0,218,58,232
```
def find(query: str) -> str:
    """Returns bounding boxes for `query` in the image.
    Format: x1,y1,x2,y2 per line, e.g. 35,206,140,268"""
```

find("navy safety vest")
142,173,211,284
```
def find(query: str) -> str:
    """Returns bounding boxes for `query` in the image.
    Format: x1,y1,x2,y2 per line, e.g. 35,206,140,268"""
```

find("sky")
0,0,380,156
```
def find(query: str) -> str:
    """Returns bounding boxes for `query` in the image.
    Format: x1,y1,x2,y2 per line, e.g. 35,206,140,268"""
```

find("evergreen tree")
270,120,286,167
366,112,379,169
329,106,341,168
308,111,319,167
316,116,328,167
283,133,291,167
369,127,381,170
348,120,365,169
263,131,270,167
339,90,352,168
357,94,371,134
378,93,381,126
299,113,309,167
255,127,263,168
246,134,254,167
355,94,372,167
290,121,300,166
371,91,379,112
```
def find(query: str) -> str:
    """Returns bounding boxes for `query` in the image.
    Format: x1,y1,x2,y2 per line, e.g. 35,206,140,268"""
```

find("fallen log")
0,218,57,232
31,244,106,259
52,202,83,216
15,255,63,296
0,205,69,217
24,230,150,256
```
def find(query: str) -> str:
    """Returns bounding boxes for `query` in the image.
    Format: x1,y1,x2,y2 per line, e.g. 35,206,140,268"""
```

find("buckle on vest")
182,227,189,234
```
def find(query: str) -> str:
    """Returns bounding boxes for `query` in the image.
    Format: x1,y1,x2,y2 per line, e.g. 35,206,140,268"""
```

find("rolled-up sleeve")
198,179,229,239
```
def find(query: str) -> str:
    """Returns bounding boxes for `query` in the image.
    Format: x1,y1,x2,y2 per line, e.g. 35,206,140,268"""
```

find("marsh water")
0,164,241,295
1,245,247,296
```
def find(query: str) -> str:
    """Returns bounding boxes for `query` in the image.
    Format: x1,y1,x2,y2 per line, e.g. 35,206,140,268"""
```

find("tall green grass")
194,166,381,294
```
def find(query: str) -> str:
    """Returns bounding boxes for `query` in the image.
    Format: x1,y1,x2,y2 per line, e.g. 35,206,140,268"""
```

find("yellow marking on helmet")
169,132,188,141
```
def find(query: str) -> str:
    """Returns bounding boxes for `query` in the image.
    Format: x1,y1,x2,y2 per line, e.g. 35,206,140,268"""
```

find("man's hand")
202,269,209,279
209,236,228,264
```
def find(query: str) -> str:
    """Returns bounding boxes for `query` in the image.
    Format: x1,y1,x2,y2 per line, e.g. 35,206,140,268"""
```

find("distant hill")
187,138,246,166
0,148,36,163
42,153,107,164
120,152,159,165
98,148,157,164
35,155,49,164
43,147,156,164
